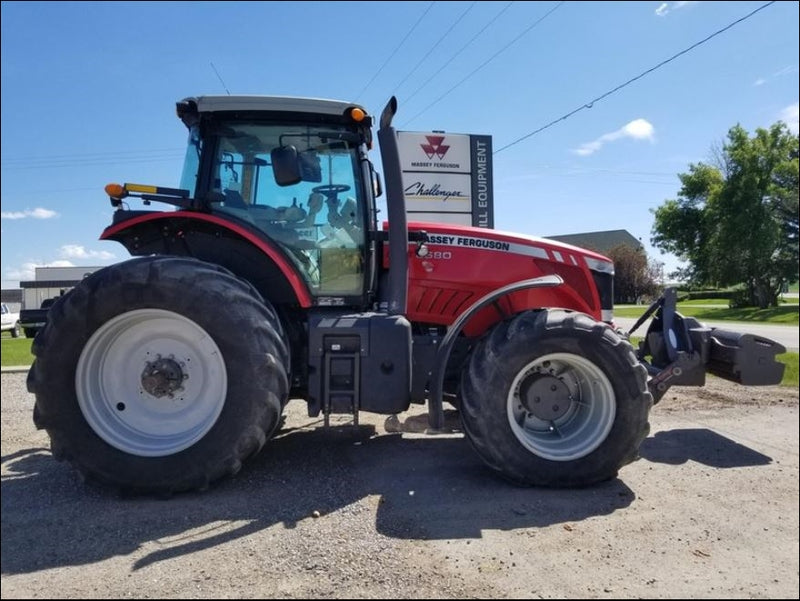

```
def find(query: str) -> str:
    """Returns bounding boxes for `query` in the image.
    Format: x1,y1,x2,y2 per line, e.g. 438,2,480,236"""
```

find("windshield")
207,122,366,298
179,126,202,194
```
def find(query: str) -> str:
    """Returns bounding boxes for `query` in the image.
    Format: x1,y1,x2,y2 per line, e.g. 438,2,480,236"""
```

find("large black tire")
24,327,38,339
28,256,290,495
460,309,652,488
11,322,21,338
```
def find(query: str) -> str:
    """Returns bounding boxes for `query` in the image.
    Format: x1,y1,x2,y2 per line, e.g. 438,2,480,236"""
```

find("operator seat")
223,188,248,209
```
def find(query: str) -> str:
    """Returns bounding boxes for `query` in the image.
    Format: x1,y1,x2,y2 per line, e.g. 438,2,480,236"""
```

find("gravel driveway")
2,371,798,599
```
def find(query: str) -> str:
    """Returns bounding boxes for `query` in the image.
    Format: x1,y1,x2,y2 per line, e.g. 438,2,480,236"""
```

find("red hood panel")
400,222,605,331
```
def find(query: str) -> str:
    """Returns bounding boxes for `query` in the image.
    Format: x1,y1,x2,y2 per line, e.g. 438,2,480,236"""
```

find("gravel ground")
1,371,798,599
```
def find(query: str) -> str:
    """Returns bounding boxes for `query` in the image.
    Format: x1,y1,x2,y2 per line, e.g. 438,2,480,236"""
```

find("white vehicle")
1,303,21,338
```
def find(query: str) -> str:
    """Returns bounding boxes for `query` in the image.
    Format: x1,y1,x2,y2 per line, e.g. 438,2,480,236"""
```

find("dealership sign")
397,131,493,228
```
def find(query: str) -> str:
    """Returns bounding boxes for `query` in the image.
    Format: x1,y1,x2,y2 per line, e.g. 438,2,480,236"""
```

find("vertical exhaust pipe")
377,97,408,316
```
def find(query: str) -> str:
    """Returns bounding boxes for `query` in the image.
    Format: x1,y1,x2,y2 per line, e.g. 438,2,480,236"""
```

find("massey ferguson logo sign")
398,132,470,173
421,135,450,160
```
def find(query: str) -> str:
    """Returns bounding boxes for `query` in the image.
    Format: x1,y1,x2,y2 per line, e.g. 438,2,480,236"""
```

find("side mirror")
271,146,302,186
372,169,383,198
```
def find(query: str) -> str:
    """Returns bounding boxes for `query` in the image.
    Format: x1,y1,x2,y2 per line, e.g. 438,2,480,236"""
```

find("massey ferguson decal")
425,234,549,259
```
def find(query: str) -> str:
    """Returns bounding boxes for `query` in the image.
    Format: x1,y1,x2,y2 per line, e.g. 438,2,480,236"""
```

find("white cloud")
574,119,656,156
4,250,116,286
30,208,58,219
59,244,116,260
779,102,799,134
0,207,59,220
753,66,798,87
621,119,655,139
655,1,696,17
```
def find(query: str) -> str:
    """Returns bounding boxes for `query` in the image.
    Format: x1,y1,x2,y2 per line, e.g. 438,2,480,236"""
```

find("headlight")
585,256,614,275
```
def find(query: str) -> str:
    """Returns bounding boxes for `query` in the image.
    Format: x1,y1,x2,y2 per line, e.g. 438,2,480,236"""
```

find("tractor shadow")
638,428,772,468
0,410,771,576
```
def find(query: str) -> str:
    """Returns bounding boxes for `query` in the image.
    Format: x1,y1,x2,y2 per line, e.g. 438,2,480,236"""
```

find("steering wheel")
312,184,351,203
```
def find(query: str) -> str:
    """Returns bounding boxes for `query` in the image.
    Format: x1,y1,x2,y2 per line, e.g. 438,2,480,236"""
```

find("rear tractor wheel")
28,256,290,495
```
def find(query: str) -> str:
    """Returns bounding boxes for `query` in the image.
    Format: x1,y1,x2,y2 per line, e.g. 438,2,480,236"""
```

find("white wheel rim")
76,309,227,457
506,352,616,461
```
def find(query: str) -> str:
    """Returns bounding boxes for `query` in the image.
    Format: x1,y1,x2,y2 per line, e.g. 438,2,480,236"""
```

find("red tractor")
27,96,786,494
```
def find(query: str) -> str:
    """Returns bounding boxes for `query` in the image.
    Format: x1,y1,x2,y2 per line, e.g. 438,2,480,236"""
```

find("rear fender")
101,211,312,307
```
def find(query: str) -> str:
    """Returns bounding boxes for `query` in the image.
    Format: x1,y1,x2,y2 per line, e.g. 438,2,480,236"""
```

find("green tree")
651,122,799,308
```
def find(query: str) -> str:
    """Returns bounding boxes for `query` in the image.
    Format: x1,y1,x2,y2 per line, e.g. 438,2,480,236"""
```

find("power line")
402,1,516,106
355,1,437,102
401,1,565,128
392,2,478,95
494,0,778,154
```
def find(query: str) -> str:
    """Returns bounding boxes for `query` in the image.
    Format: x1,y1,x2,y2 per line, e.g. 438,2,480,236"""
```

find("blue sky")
1,0,798,289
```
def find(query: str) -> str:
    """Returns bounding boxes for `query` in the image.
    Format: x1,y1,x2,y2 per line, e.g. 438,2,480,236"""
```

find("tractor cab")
176,96,380,301
104,96,383,309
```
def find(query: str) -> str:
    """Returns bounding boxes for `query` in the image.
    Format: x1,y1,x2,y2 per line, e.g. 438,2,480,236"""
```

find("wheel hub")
519,373,572,421
140,354,186,398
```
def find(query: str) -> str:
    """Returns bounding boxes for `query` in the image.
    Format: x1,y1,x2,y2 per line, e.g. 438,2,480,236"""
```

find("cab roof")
187,95,365,116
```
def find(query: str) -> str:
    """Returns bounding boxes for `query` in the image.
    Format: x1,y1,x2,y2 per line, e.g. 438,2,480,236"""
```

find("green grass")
672,297,799,306
778,352,799,388
0,336,34,366
671,299,729,306
615,303,799,325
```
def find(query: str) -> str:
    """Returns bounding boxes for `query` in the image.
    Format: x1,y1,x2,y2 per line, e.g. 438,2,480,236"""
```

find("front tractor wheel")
460,310,652,488
28,256,290,495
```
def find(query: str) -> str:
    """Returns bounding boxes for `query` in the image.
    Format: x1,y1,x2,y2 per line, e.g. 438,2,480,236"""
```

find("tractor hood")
398,221,616,331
